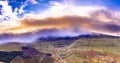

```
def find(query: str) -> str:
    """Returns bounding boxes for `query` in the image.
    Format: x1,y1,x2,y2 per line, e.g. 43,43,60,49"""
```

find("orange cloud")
0,15,119,36
0,8,120,36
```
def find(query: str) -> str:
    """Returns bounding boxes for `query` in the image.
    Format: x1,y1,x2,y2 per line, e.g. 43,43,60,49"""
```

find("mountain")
36,33,120,42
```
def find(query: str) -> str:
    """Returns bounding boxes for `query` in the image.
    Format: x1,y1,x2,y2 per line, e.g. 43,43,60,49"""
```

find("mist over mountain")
36,33,120,42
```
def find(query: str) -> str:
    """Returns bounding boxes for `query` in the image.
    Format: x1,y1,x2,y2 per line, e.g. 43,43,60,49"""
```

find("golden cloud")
0,15,119,36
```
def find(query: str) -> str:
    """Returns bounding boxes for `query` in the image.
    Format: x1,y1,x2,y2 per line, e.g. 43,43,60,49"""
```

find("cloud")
0,0,120,43
29,0,38,4
0,14,119,36
0,28,90,43
0,0,119,37
103,24,120,32
22,16,120,35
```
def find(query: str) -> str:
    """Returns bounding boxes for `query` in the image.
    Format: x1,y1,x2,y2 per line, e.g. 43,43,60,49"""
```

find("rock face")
21,46,44,56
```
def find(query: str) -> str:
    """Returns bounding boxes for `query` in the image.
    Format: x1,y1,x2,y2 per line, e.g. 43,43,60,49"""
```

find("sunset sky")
0,0,120,43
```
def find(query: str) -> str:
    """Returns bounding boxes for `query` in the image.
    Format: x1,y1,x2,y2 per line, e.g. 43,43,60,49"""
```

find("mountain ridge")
36,33,120,41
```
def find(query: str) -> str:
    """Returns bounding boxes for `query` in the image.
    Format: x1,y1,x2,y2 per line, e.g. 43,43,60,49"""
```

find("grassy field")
69,38,120,52
0,38,120,63
64,38,120,63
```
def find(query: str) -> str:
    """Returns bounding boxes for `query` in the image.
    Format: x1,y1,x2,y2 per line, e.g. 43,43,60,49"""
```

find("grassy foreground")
0,38,120,63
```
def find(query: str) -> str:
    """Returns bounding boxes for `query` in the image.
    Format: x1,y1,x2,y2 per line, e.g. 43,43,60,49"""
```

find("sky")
0,0,120,43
